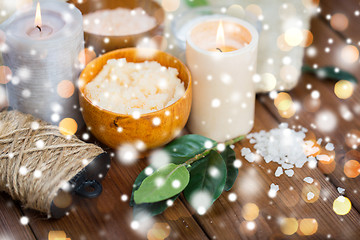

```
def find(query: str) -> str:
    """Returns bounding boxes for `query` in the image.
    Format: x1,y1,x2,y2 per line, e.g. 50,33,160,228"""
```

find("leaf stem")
183,135,245,166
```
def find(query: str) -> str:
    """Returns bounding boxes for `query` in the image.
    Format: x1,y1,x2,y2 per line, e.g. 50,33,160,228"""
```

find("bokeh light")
345,130,360,149
278,103,296,119
280,218,298,235
161,0,180,12
189,190,212,215
300,30,313,47
59,118,78,135
78,48,96,66
274,92,292,111
344,160,360,178
284,28,304,46
261,73,277,91
151,35,168,51
0,66,12,84
53,191,72,209
280,65,300,84
57,80,75,98
117,144,139,165
227,4,245,18
147,222,171,240
333,196,352,215
277,34,293,51
299,218,318,235
149,149,170,169
303,95,321,112
242,203,259,221
239,221,256,236
302,0,319,9
302,181,321,203
48,231,67,240
340,45,359,64
317,149,336,174
330,13,349,31
245,4,262,17
334,80,354,99
315,110,338,133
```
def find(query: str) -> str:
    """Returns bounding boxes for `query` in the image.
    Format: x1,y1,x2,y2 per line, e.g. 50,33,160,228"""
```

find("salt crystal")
316,154,331,162
241,147,251,156
337,187,345,194
295,157,307,168
285,169,294,177
264,155,273,163
275,167,283,177
282,163,294,169
244,123,333,192
325,143,334,151
307,192,315,200
268,183,279,198
245,152,256,163
303,177,314,184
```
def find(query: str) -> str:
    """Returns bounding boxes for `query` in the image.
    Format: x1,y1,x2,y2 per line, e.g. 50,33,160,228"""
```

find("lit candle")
27,2,53,38
208,21,238,53
1,0,84,125
186,16,259,142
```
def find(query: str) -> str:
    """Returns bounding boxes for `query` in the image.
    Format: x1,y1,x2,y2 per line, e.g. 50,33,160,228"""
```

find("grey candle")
1,0,84,126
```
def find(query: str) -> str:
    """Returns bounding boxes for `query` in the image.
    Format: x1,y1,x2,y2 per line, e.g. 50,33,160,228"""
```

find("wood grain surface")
1,0,360,239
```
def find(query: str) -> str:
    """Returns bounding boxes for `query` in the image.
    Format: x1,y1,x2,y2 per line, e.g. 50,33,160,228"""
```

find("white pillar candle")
186,16,258,142
1,0,84,125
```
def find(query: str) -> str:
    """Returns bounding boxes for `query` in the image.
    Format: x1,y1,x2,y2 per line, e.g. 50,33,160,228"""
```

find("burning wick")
216,48,223,52
34,2,42,31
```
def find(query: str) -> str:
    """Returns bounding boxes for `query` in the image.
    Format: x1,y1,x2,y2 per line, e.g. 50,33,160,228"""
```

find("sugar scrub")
84,58,185,114
83,7,157,36
242,123,335,195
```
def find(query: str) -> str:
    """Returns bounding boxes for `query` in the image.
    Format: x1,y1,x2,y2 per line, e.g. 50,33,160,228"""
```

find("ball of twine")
0,110,104,214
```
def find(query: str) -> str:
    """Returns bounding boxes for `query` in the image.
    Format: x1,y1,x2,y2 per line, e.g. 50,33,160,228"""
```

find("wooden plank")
182,101,360,239
24,156,209,240
0,194,36,240
260,17,360,212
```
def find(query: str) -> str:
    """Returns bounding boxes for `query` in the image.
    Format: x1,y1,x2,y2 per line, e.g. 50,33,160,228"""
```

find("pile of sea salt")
241,123,335,196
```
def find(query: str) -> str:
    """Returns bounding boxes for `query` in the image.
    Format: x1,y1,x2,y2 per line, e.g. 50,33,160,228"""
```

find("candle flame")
216,20,225,48
34,2,42,28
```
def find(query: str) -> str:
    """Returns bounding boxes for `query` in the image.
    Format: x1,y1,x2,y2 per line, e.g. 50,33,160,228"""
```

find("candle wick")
36,25,42,32
216,48,223,53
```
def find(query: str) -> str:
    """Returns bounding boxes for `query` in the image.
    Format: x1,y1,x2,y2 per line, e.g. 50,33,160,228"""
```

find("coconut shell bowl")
78,48,192,150
69,0,165,55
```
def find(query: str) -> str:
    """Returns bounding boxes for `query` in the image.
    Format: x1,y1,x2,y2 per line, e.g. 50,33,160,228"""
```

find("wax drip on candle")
209,20,238,53
27,2,53,38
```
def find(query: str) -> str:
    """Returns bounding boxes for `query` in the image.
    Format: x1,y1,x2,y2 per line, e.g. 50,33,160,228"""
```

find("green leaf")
302,65,358,84
134,164,190,204
185,0,208,8
184,150,227,206
133,194,179,220
130,168,149,206
221,146,238,191
164,134,217,164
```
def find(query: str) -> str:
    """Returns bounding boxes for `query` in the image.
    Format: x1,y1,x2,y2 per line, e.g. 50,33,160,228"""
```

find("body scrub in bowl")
71,0,164,54
79,48,192,150
84,59,185,115
83,8,156,36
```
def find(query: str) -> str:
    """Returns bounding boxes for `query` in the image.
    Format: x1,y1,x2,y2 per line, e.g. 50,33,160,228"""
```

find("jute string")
0,110,104,214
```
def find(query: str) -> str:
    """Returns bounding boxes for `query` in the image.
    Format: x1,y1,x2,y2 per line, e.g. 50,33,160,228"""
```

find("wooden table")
1,0,360,239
